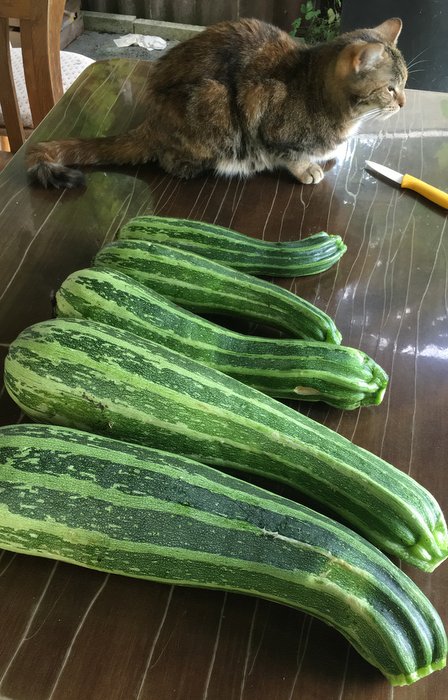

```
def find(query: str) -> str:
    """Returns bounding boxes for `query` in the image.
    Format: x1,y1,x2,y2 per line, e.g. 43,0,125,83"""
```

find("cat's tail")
26,123,150,189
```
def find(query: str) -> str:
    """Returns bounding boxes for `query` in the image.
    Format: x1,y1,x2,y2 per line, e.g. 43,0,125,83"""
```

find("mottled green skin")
4,318,448,573
93,240,342,343
0,424,445,685
56,267,387,409
118,216,347,277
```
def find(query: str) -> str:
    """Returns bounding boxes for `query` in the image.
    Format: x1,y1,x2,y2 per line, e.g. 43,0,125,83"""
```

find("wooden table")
0,59,447,700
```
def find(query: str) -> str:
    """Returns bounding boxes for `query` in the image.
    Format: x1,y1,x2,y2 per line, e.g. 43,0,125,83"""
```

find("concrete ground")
66,30,178,62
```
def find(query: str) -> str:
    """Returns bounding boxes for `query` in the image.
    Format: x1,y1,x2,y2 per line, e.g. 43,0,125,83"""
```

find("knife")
365,161,448,210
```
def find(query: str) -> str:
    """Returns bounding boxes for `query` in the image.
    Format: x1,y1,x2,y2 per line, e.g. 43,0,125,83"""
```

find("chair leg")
0,17,25,152
20,0,65,127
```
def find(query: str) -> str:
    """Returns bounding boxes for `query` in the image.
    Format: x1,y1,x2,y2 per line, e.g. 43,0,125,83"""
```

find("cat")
26,17,407,189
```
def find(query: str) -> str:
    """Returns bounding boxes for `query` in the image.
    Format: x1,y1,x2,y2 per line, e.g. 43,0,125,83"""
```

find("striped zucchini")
93,240,342,344
55,267,388,409
5,318,448,572
118,215,347,277
0,423,445,686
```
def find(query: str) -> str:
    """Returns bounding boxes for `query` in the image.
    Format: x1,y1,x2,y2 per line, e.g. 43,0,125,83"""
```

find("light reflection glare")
400,344,448,360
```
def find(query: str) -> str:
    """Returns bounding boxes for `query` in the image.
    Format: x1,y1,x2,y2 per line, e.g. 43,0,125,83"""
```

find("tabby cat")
27,17,407,188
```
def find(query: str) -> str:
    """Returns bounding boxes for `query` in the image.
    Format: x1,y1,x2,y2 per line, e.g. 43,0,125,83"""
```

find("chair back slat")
0,0,65,152
0,17,25,151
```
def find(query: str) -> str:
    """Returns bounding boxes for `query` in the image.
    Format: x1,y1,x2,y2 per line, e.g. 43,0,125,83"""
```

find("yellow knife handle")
402,174,448,210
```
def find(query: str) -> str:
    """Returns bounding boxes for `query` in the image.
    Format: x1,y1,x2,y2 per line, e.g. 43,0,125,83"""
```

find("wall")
81,0,300,31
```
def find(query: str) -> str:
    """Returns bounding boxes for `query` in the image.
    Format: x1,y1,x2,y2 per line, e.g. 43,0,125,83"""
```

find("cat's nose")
397,90,406,108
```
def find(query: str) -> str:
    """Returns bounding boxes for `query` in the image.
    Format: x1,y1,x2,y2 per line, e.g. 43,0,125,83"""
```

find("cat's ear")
342,43,385,74
373,18,402,45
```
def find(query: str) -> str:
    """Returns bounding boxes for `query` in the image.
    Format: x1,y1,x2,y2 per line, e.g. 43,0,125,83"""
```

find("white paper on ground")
113,34,167,51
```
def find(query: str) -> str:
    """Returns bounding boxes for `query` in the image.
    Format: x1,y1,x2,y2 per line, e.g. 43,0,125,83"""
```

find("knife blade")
365,161,448,210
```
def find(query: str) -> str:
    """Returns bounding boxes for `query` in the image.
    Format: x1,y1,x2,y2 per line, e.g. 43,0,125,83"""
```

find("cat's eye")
388,86,397,96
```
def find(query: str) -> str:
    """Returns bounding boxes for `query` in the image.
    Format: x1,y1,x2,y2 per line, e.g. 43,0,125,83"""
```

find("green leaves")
291,1,342,43
303,1,320,21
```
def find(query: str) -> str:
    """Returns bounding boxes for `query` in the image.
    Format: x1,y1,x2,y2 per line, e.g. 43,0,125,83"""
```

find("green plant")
291,0,342,44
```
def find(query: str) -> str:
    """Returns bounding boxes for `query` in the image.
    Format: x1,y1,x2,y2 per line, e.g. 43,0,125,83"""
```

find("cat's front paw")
288,162,324,184
300,163,324,184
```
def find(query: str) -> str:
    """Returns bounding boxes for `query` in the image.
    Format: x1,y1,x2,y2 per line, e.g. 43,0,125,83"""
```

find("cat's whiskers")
363,109,386,119
347,110,377,124
406,49,429,85
349,108,385,126
406,57,429,80
406,58,429,71
406,47,430,70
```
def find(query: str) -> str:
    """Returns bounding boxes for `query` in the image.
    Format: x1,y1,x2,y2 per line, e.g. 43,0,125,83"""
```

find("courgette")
0,423,446,686
93,240,342,343
118,215,347,277
5,318,447,571
55,267,387,409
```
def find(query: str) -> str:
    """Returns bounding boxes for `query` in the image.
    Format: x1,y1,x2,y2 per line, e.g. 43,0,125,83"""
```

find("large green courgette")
118,215,346,277
4,318,448,571
0,423,445,686
55,267,387,409
93,240,342,343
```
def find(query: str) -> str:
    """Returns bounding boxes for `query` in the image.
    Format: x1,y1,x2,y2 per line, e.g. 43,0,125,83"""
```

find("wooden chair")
0,0,65,152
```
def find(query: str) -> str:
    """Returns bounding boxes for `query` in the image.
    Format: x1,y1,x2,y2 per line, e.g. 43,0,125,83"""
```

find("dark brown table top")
0,59,447,700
